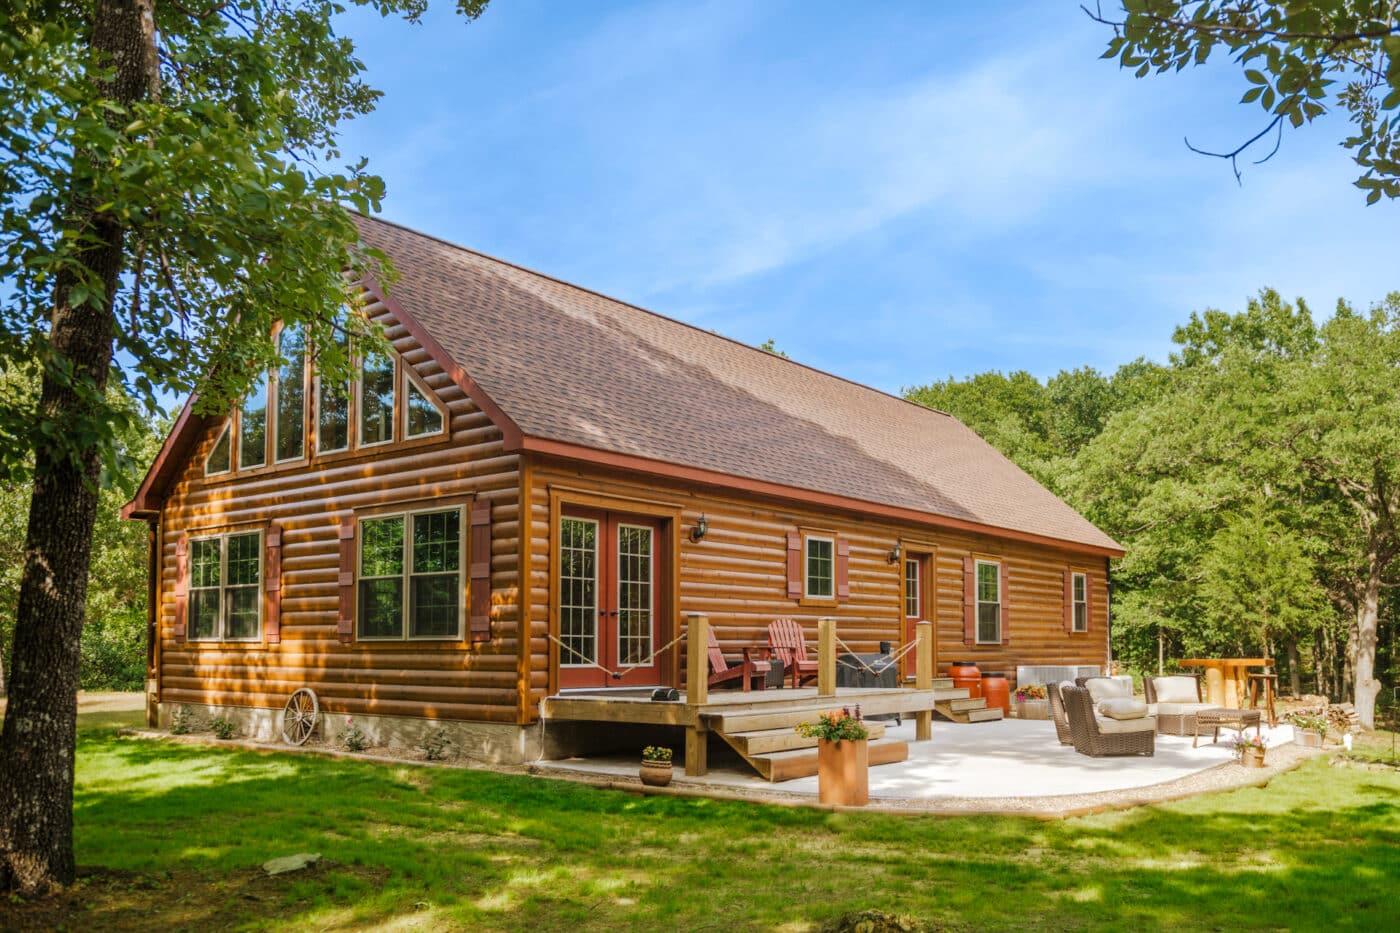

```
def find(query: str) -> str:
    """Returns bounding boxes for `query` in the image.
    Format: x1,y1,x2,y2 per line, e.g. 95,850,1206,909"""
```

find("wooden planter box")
817,738,869,806
1014,699,1049,721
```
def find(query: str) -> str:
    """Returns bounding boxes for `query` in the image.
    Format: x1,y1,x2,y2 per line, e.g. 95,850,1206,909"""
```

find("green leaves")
1090,0,1400,201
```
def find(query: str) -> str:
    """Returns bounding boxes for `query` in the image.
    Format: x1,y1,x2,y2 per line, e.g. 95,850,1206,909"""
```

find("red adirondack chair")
707,628,771,692
768,618,819,688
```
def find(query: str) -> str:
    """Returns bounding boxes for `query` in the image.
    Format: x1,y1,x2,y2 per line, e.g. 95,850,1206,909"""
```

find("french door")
557,508,664,689
903,552,932,680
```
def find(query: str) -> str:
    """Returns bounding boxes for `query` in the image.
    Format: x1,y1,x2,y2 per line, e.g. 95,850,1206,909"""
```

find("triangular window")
205,423,232,476
405,373,445,438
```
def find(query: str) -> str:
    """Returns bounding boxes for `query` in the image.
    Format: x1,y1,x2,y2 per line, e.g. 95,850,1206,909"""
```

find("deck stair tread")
727,721,887,756
751,736,910,782
706,689,954,734
933,696,1005,724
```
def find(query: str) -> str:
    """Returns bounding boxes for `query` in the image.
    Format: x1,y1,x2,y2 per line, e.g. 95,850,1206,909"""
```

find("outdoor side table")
1193,707,1263,748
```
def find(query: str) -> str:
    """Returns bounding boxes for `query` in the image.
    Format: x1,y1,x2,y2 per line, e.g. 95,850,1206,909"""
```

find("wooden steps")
933,696,1005,724
709,700,921,782
726,720,888,756
755,737,910,782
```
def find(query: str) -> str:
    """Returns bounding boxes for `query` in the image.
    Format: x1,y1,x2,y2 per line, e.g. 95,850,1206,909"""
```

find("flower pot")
1241,746,1266,768
1296,729,1324,748
1014,699,1049,721
817,738,869,806
639,760,673,787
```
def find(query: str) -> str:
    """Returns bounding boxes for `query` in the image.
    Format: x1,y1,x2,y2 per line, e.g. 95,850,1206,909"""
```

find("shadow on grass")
23,734,1400,931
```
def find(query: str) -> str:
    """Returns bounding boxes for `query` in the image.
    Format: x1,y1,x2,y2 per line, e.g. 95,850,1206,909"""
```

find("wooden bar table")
1177,658,1270,709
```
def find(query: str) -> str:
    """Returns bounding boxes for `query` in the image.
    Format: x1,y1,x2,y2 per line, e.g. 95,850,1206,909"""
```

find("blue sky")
331,0,1396,394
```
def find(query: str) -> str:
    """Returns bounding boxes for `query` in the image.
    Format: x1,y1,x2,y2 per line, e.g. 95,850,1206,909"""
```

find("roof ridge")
353,211,955,420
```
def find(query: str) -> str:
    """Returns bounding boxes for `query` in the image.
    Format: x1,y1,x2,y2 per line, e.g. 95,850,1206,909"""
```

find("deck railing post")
818,617,836,697
916,620,933,741
686,613,708,707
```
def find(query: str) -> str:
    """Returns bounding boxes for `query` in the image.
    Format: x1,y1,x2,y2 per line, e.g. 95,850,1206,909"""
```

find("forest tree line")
906,289,1399,723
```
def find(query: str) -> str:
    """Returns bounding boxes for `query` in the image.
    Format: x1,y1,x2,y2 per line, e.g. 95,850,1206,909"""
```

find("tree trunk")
0,0,151,896
1286,636,1301,697
1353,556,1383,729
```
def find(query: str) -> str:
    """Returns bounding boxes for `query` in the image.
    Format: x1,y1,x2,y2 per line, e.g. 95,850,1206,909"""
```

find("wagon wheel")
281,687,320,746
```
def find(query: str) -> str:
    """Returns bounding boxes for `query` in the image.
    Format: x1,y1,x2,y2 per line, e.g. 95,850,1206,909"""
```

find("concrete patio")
534,716,1300,802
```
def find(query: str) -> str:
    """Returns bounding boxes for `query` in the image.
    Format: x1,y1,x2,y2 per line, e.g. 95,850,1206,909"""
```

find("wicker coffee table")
1193,707,1263,748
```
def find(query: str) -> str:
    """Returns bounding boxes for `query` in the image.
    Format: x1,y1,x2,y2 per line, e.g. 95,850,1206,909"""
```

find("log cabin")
124,214,1124,767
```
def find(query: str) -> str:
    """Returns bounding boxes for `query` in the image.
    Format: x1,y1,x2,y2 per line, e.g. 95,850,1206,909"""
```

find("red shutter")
786,532,802,599
265,524,282,645
1085,574,1093,633
469,500,492,641
835,537,850,600
173,535,188,644
1000,562,1010,646
337,517,355,644
961,556,975,645
1063,569,1074,635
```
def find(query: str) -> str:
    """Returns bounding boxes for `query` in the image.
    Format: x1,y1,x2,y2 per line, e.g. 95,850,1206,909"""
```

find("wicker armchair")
1144,673,1215,736
1047,681,1074,746
1062,685,1156,757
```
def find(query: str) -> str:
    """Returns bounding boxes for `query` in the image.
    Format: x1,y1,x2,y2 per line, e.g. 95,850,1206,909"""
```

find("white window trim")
1072,571,1089,633
904,556,920,619
187,529,264,643
804,533,836,600
403,365,449,440
271,326,309,465
313,373,352,455
355,505,466,642
356,353,398,450
614,522,656,667
203,422,232,477
975,559,1001,645
558,516,601,668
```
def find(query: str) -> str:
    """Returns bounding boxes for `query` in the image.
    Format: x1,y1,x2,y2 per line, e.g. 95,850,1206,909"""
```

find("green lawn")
3,709,1399,932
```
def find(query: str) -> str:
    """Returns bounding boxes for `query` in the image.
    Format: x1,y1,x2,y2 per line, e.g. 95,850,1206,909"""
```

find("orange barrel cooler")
948,661,982,700
981,672,1011,715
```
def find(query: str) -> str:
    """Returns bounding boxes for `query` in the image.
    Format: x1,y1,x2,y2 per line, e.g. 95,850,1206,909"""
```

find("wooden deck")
542,683,956,779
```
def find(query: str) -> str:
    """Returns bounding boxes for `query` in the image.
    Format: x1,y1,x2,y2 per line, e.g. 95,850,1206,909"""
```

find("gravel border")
118,727,1327,818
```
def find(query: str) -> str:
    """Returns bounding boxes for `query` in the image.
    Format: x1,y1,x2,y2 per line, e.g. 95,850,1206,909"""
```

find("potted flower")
1013,683,1049,720
1291,712,1328,748
640,745,673,786
1234,733,1269,768
796,706,870,806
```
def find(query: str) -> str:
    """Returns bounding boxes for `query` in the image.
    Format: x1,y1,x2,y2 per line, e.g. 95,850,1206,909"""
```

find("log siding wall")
154,296,523,724
525,457,1109,717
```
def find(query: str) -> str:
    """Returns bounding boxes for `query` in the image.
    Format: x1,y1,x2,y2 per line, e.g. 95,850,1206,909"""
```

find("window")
316,330,351,454
204,424,231,476
404,372,445,438
359,350,395,447
273,324,306,462
188,531,262,641
976,560,1001,644
904,557,920,618
357,507,463,640
239,377,268,469
1072,572,1088,633
805,534,834,599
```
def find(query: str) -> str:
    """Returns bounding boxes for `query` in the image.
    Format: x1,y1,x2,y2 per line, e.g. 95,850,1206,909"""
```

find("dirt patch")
0,862,388,932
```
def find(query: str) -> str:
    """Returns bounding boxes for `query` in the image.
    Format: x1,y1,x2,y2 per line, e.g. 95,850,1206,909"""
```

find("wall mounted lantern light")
690,514,709,543
887,541,902,564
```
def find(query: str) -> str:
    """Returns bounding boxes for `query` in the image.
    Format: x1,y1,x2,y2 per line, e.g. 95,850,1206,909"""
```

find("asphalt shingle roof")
354,214,1121,553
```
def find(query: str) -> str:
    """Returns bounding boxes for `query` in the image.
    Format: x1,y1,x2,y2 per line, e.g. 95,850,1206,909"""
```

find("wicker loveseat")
1144,673,1216,736
1062,685,1156,757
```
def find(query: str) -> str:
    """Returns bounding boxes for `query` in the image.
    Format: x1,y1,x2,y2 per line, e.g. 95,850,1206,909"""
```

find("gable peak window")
359,349,396,447
238,374,268,469
204,423,231,476
316,327,351,454
274,324,307,463
404,371,445,438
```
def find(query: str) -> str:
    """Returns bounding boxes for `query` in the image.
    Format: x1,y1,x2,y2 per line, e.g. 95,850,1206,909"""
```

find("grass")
2,706,1399,931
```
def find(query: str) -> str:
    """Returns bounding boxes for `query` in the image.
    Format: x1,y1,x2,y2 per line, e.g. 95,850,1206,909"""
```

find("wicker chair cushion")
1096,715,1157,734
1154,701,1216,716
1152,676,1200,703
1098,697,1149,720
1084,677,1131,702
